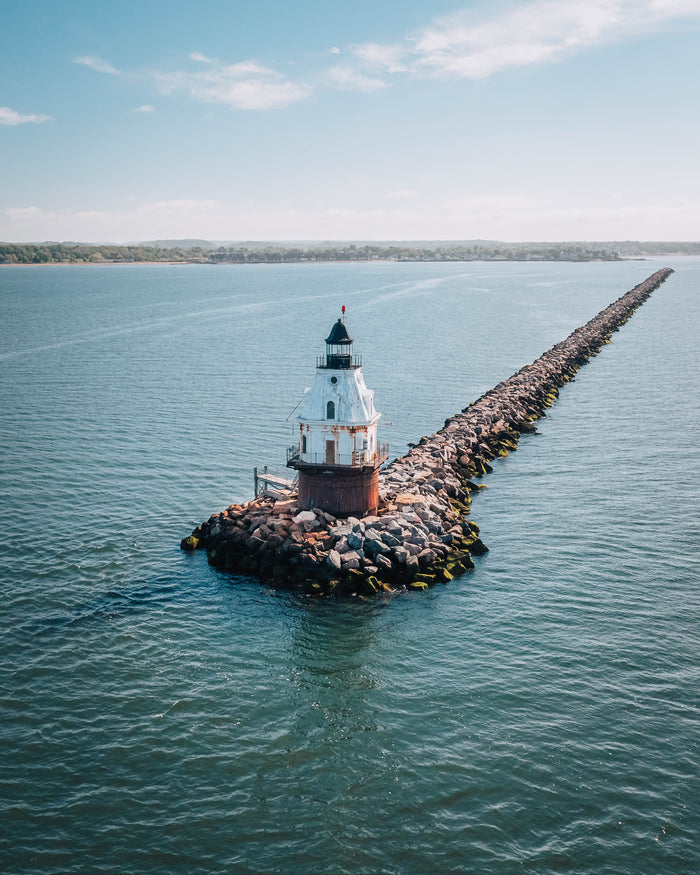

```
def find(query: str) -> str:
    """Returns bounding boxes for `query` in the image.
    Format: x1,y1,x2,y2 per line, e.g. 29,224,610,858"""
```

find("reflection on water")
289,602,382,742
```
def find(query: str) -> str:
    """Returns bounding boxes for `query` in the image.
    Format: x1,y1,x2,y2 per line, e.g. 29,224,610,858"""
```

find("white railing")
287,442,388,468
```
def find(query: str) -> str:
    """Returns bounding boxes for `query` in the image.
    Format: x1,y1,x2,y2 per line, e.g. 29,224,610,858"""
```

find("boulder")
364,537,389,557
326,549,342,570
404,555,420,577
347,531,364,550
392,545,409,565
293,510,317,525
180,535,199,550
341,551,362,570
375,554,393,572
417,548,437,568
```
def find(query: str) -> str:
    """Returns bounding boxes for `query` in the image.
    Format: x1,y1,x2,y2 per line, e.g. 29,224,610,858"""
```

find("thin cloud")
338,0,700,83
75,55,121,75
351,42,410,74
0,106,52,125
77,51,311,110
326,66,389,92
155,56,311,109
134,104,154,113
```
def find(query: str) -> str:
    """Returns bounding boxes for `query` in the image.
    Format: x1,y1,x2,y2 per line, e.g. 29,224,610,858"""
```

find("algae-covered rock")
408,580,428,591
363,575,381,595
180,535,199,551
469,538,489,556
447,561,468,576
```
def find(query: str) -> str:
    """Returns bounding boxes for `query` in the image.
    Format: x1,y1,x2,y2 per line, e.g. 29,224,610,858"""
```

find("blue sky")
2,0,699,242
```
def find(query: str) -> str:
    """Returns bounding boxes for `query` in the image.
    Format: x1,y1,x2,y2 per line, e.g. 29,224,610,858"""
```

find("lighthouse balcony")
287,442,388,470
316,354,363,369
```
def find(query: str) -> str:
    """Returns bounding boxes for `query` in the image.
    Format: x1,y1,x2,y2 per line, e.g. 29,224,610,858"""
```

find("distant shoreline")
0,256,662,267
3,239,699,267
0,260,190,267
0,257,660,267
0,241,635,266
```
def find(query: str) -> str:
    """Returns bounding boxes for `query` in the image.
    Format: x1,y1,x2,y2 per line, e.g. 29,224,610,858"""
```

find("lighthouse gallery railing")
287,442,389,468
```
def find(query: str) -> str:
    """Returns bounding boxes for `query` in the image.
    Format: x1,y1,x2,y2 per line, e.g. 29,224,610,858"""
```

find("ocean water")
0,258,698,874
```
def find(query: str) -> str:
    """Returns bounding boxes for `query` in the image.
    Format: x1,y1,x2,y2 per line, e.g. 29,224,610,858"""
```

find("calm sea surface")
1,259,698,874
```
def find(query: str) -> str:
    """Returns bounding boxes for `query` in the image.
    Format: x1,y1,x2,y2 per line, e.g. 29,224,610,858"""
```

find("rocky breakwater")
182,268,673,596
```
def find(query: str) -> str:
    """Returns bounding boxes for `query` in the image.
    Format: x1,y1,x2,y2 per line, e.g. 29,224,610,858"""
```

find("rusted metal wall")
298,467,379,517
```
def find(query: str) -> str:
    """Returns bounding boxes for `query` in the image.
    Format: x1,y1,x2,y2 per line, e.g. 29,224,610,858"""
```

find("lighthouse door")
325,440,336,465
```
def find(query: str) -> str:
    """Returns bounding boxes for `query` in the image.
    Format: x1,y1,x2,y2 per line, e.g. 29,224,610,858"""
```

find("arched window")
326,400,335,420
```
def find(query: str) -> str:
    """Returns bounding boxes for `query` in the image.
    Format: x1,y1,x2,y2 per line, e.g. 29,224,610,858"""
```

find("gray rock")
326,549,342,570
392,545,409,565
335,536,351,554
293,510,317,525
347,531,364,550
364,538,389,556
405,555,420,577
408,534,428,549
417,548,437,567
341,550,361,565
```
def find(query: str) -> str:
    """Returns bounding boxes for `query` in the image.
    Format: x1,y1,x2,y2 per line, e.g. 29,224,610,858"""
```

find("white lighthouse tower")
287,311,387,517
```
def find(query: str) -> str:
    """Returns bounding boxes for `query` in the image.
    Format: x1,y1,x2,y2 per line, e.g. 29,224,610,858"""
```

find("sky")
1,0,700,243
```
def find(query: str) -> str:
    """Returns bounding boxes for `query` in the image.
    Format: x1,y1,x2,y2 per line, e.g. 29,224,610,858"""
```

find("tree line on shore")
0,243,207,264
2,240,698,265
0,241,623,264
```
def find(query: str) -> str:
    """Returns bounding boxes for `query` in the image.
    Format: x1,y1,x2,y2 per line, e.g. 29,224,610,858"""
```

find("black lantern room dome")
321,317,360,369
325,319,353,345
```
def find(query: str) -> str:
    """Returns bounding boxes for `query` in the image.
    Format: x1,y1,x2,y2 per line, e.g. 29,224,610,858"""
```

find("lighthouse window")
330,376,337,384
326,400,335,420
302,435,307,454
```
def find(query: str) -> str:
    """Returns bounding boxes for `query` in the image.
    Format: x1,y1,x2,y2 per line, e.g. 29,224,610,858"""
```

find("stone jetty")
182,268,673,596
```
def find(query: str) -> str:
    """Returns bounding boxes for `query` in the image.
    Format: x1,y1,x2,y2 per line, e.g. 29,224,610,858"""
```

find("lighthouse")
287,311,387,517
